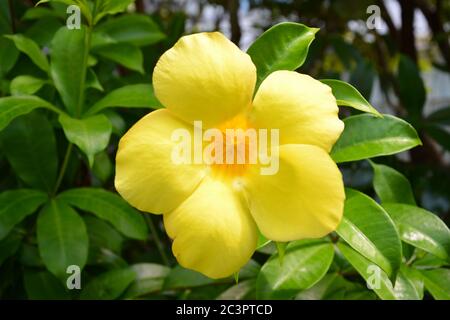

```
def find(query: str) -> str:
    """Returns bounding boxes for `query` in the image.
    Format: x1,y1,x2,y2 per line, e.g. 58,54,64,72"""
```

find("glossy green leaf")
0,95,60,131
256,239,334,299
37,199,88,279
217,280,255,300
5,34,49,72
338,242,420,300
10,75,47,96
58,114,112,167
336,189,402,280
0,189,48,240
247,22,318,88
95,14,165,46
80,268,136,300
84,215,123,254
57,188,148,240
94,43,143,73
94,0,135,24
24,270,69,300
295,273,339,300
371,162,416,205
400,265,424,300
50,27,87,116
164,265,215,290
123,263,170,299
383,203,450,261
86,84,161,116
331,114,421,163
321,79,381,116
397,54,426,115
420,268,450,300
0,111,58,192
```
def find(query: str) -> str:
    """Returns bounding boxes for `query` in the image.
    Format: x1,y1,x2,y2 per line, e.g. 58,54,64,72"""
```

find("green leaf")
425,124,450,151
10,75,47,96
94,43,143,73
336,189,402,280
0,37,19,76
338,242,419,300
427,106,450,125
371,162,416,205
256,239,334,299
58,114,112,167
37,199,88,279
86,84,161,116
0,95,60,132
36,0,92,24
164,265,215,290
84,215,123,254
247,22,318,88
397,54,426,116
383,204,450,261
57,188,148,240
0,229,23,266
400,265,424,299
91,151,113,183
23,7,64,21
50,27,87,116
123,263,170,299
95,14,165,46
219,280,256,300
86,69,103,92
0,111,58,192
295,273,339,300
24,270,69,300
331,114,421,163
4,34,49,72
94,0,135,24
0,189,48,240
80,268,136,300
320,79,381,116
420,268,450,300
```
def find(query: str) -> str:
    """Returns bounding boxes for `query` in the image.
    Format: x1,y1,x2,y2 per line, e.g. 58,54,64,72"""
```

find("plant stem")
8,0,16,33
76,26,92,117
145,215,170,266
52,143,73,196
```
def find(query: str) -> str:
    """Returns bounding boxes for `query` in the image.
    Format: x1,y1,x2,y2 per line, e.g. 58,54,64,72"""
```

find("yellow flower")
115,32,345,279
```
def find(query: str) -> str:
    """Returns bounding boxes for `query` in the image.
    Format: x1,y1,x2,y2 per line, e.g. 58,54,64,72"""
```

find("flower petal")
164,176,258,279
243,144,345,241
250,71,344,152
115,109,206,214
153,32,256,127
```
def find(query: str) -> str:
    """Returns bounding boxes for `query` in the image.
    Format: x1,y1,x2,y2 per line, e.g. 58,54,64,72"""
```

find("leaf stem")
145,215,170,266
52,143,73,196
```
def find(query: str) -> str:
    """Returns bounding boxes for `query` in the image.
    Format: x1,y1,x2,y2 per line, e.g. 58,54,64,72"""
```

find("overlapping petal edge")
115,32,345,279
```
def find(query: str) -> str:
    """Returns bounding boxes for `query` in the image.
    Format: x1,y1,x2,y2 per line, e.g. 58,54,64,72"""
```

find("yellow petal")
115,109,206,214
243,144,345,241
250,71,344,152
164,176,257,279
153,32,256,127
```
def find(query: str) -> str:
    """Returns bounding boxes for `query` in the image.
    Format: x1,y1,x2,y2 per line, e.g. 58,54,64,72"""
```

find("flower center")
207,114,255,179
